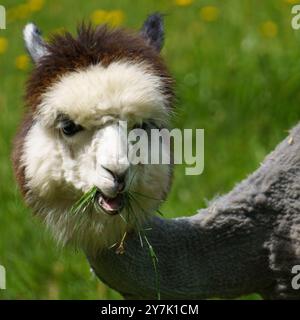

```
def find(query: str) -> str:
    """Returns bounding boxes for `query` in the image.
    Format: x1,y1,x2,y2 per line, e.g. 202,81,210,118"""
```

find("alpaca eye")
61,120,83,136
133,122,148,130
132,121,159,131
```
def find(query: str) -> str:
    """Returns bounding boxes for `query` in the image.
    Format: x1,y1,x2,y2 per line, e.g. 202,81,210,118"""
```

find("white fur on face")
37,60,170,128
22,60,172,253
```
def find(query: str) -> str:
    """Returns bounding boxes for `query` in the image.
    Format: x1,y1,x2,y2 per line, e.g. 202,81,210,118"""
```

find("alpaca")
12,14,300,300
13,14,174,254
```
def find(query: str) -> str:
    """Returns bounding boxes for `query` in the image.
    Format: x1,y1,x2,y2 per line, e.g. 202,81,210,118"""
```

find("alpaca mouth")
96,191,125,216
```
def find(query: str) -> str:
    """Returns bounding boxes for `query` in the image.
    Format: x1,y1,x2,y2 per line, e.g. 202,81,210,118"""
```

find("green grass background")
1,0,300,299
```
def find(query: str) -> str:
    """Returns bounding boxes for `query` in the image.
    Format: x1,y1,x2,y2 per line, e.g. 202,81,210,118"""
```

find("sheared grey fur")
87,123,300,299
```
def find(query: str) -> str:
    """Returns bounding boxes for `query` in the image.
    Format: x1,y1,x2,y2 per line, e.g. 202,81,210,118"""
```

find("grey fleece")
87,123,300,299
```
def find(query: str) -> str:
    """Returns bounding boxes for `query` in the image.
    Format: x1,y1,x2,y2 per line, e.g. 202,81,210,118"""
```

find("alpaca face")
21,62,172,250
13,15,175,252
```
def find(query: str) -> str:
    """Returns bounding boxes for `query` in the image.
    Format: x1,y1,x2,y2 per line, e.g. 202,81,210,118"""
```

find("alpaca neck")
87,202,273,299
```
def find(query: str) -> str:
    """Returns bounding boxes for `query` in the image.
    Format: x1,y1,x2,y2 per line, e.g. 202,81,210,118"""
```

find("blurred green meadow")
0,0,300,299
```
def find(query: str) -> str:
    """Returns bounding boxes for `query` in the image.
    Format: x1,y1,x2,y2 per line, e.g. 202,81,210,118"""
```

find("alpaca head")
12,14,174,253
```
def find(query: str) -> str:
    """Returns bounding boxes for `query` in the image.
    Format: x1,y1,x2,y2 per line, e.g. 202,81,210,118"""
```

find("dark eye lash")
133,120,158,130
148,120,159,129
60,118,83,136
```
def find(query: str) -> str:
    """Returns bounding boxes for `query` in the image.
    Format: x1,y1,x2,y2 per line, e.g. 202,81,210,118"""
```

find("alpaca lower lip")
96,192,124,215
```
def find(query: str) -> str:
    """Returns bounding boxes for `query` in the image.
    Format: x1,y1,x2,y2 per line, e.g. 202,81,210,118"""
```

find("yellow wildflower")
107,10,124,27
7,8,18,23
200,6,220,22
284,0,299,4
52,27,66,35
15,54,30,71
91,10,108,25
91,9,124,27
261,21,278,38
27,0,45,12
0,37,8,54
175,0,193,6
15,4,31,19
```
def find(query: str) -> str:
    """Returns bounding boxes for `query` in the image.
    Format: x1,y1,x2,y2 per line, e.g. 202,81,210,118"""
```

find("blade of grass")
70,186,98,216
126,192,161,300
144,234,160,300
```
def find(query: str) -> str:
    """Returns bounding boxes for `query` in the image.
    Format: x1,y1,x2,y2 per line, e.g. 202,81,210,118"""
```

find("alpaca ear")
23,23,48,63
140,13,164,52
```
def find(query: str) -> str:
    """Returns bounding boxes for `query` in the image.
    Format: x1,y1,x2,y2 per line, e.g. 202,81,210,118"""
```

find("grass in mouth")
70,186,98,216
70,185,162,300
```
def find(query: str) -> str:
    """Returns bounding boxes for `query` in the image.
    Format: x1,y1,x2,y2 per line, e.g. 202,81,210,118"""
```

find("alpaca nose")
115,175,126,192
101,165,128,192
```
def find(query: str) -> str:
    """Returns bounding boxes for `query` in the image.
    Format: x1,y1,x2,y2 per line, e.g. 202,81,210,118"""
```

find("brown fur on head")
12,14,175,253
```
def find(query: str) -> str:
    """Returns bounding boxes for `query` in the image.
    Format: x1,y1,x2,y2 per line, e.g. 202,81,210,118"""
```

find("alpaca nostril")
101,165,128,193
115,174,126,192
101,165,115,178
117,180,125,192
